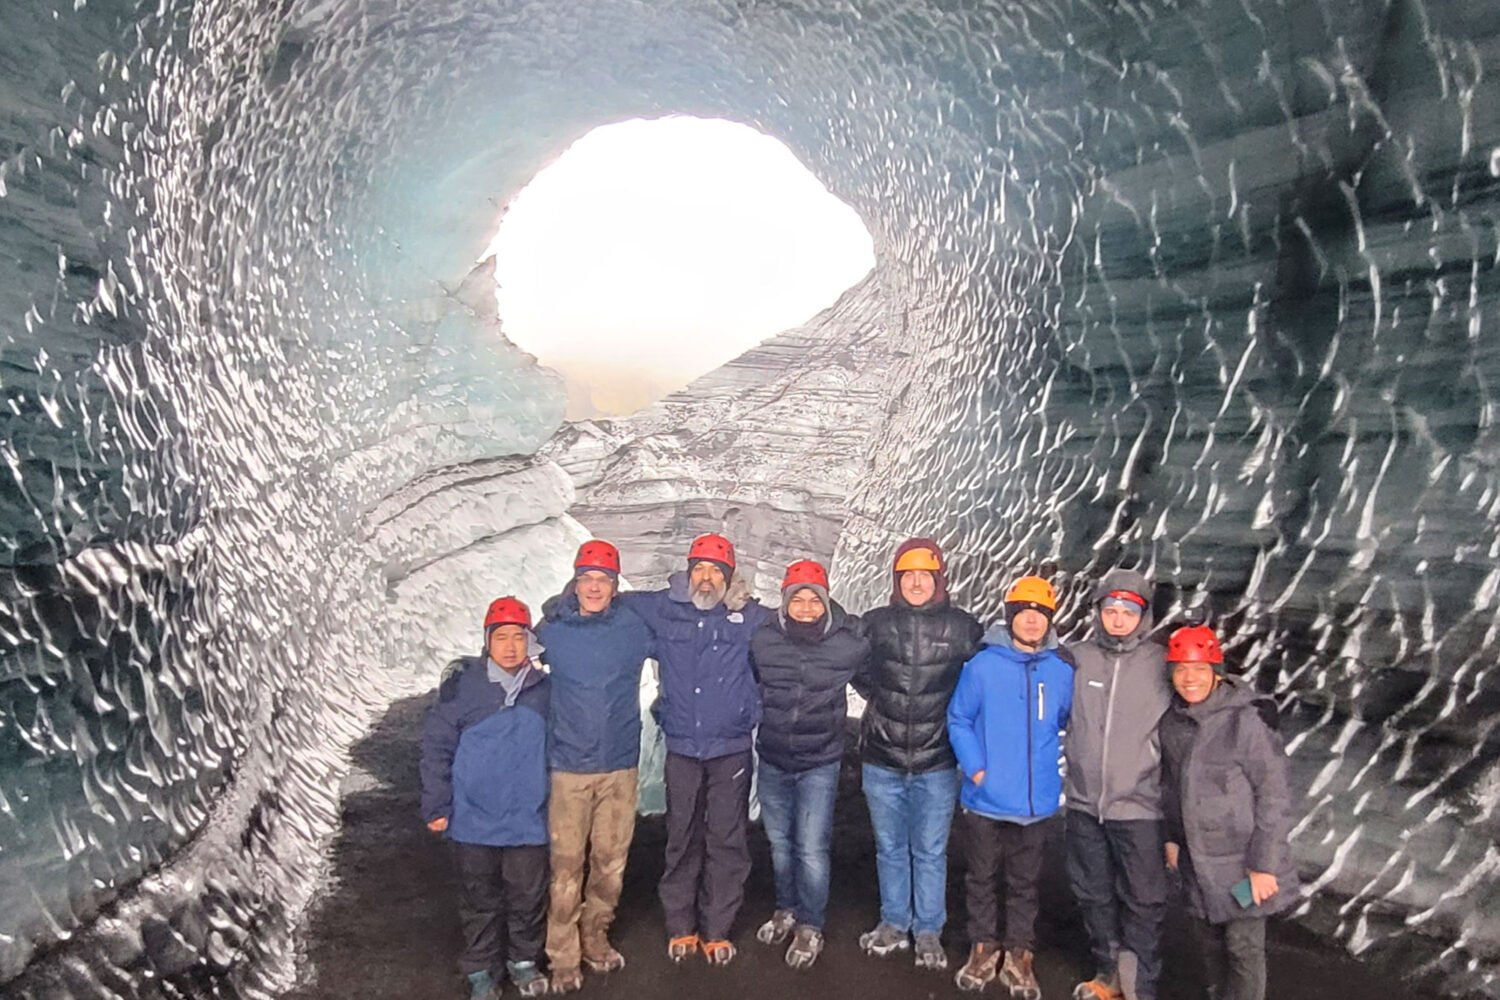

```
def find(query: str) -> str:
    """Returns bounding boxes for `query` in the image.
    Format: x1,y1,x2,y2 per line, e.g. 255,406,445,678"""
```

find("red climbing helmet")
782,559,829,592
687,533,736,569
484,596,532,631
1166,625,1223,665
574,539,621,575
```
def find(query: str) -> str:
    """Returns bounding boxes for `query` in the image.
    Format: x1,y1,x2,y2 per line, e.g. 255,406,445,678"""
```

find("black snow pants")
962,810,1048,951
1189,915,1267,1000
659,749,753,940
453,842,549,975
1065,808,1168,1000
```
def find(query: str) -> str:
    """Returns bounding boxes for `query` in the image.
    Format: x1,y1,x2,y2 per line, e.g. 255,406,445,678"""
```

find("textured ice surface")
3,0,1500,997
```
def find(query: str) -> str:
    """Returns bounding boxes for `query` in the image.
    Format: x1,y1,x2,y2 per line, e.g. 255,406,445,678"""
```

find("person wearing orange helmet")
1064,569,1172,1000
615,532,773,967
749,559,872,970
421,597,552,1000
948,576,1074,998
857,538,984,972
534,541,654,992
1159,626,1298,1000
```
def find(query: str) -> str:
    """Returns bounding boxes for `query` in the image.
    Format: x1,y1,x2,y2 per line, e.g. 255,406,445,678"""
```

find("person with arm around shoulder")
857,537,985,972
949,575,1075,999
1064,570,1172,1000
750,558,872,970
1159,625,1300,1000
420,597,552,1000
534,540,654,993
614,533,773,967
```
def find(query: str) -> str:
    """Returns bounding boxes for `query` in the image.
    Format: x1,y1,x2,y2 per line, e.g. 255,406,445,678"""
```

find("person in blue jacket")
947,576,1075,999
535,540,655,992
421,596,552,1000
616,532,772,967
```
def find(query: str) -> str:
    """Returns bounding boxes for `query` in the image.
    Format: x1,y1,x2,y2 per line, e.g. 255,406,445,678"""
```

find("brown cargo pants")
545,768,639,974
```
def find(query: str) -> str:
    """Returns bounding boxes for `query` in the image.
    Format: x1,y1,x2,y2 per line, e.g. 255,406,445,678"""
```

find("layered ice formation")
3,0,1500,997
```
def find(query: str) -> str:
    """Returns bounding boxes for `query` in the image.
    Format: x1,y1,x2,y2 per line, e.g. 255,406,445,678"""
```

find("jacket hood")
890,536,950,606
774,598,853,640
982,621,1059,652
1091,568,1155,651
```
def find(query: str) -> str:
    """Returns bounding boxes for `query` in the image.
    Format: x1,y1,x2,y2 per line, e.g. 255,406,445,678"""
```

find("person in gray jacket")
1064,569,1172,1000
1159,625,1299,1000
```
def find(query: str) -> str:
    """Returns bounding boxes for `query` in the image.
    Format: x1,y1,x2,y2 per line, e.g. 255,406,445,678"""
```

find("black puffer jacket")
752,602,871,773
858,600,984,774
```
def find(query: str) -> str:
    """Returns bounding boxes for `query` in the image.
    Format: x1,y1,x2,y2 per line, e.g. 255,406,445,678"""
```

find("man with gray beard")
617,534,772,968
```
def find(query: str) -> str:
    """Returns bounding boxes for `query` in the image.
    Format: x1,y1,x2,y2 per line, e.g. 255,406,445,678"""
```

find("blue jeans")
861,763,960,935
756,760,840,928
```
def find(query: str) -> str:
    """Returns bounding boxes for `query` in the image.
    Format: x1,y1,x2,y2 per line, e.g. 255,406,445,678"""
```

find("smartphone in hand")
1231,877,1256,909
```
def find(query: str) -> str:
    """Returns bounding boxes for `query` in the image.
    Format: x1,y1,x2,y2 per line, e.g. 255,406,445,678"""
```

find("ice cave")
2,0,1499,997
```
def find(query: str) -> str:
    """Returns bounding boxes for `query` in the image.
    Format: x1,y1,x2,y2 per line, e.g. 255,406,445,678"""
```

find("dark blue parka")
420,656,551,847
621,572,772,760
751,601,870,773
948,624,1075,822
537,592,655,774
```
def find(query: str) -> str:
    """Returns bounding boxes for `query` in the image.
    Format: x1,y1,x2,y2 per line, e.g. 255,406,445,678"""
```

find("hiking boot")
859,922,910,957
549,968,583,994
756,909,797,945
999,949,1041,1000
465,971,501,1000
668,934,700,964
507,961,549,999
955,941,1000,991
914,931,948,970
1072,972,1123,1000
702,939,737,966
785,925,825,970
581,938,626,973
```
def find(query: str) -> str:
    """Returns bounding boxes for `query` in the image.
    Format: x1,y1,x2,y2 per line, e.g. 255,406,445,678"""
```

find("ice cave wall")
3,0,1500,997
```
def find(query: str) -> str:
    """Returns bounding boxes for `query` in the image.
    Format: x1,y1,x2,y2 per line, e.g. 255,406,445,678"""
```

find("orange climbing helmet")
1167,625,1224,665
687,533,736,570
574,539,621,576
484,596,532,631
894,546,943,573
1005,576,1058,611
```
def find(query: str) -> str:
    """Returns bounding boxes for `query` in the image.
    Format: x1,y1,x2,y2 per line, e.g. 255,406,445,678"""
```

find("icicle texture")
1,0,1498,996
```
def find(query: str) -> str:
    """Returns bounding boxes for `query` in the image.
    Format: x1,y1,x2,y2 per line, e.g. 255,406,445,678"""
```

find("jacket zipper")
1026,660,1035,816
1098,654,1120,817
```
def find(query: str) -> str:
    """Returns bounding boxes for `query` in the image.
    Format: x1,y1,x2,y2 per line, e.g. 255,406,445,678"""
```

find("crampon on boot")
785,926,824,970
1072,974,1124,1000
465,970,501,1000
581,938,625,973
667,934,700,964
548,968,583,994
999,949,1041,1000
756,909,797,945
859,923,910,957
702,939,737,966
954,941,1000,991
913,931,948,970
507,961,549,998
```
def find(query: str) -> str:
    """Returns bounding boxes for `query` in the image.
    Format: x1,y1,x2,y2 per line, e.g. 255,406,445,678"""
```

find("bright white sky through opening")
486,116,875,418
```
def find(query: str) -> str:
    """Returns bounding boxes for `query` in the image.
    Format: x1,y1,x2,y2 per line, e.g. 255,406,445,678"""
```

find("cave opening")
486,115,876,419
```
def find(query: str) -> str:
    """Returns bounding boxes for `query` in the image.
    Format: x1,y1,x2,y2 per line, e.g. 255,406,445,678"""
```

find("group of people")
419,533,1298,1000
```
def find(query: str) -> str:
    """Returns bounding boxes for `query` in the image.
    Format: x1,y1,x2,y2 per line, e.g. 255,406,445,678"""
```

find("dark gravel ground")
284,695,1444,1000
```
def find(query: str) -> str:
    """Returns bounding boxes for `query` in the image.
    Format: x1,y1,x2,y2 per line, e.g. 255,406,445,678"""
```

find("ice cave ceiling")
2,0,1500,996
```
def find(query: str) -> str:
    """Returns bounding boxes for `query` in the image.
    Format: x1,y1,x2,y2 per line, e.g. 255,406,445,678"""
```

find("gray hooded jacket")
1062,569,1172,821
1159,677,1300,924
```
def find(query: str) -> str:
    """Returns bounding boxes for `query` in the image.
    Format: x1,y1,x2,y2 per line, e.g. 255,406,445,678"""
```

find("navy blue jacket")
621,573,772,760
751,602,870,772
420,657,551,847
537,592,654,774
948,625,1075,823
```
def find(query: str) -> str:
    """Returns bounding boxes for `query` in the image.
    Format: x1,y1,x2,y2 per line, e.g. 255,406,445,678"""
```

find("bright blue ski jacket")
537,592,654,774
420,656,551,847
947,624,1075,823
